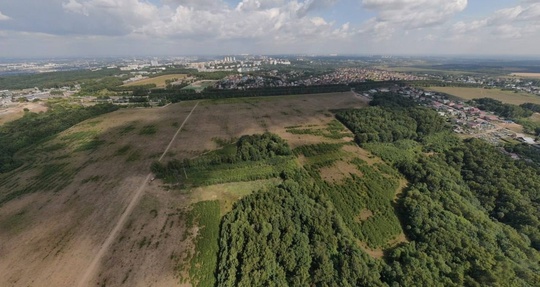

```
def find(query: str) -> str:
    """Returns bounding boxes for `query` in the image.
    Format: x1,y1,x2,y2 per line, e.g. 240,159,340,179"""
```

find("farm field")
510,72,540,79
382,66,475,75
122,74,189,88
0,91,375,287
426,86,540,105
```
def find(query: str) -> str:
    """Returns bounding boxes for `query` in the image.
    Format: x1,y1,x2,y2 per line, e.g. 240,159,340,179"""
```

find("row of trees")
148,84,352,103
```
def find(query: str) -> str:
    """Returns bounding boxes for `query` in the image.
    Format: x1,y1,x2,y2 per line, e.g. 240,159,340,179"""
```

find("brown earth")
356,209,374,222
0,102,48,125
320,161,363,183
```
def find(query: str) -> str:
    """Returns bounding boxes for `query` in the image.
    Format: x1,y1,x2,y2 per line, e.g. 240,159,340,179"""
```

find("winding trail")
77,101,200,287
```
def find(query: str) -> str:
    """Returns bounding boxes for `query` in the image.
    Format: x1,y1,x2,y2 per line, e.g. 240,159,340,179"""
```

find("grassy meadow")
122,74,189,88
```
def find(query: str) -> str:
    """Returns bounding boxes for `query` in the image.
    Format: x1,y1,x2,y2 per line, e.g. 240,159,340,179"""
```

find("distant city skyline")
0,0,539,58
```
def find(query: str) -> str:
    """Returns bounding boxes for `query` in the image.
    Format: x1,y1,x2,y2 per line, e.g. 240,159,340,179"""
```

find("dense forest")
0,103,118,172
337,93,447,144
218,181,385,286
472,97,533,119
207,93,540,286
337,93,540,285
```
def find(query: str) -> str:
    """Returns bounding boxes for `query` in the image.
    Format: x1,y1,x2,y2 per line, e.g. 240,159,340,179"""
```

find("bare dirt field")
510,73,540,79
320,161,363,183
0,104,196,287
123,74,189,88
426,86,540,105
0,102,48,125
166,92,367,160
0,91,368,287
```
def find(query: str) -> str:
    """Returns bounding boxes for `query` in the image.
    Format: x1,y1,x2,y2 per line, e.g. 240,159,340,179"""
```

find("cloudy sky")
0,0,539,57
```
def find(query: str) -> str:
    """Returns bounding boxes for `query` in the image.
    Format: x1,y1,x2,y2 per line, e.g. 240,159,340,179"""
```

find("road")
77,101,200,287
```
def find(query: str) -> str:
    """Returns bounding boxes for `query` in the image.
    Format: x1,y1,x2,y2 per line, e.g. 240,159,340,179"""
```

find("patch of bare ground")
395,178,408,200
167,92,367,159
388,233,408,246
504,122,524,133
189,179,281,215
510,72,540,79
358,241,384,259
530,113,540,123
355,209,374,223
95,185,193,287
342,144,382,165
423,151,436,157
358,231,409,260
320,161,363,183
0,102,48,125
0,103,196,287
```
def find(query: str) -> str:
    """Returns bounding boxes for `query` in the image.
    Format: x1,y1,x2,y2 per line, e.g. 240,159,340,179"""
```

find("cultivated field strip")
77,101,200,287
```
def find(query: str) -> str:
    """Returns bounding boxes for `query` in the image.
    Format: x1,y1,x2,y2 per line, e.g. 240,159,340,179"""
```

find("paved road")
77,101,200,287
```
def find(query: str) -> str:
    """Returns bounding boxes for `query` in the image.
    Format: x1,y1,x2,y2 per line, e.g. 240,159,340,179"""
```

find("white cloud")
122,0,346,44
163,0,227,11
362,0,467,32
451,2,540,39
0,10,11,21
62,0,88,15
2,0,540,57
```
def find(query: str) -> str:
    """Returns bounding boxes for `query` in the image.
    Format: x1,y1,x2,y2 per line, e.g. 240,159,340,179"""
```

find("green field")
181,80,217,92
122,74,188,88
426,86,540,105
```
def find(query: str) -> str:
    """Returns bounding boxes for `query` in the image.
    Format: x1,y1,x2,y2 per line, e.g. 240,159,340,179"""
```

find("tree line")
472,97,533,119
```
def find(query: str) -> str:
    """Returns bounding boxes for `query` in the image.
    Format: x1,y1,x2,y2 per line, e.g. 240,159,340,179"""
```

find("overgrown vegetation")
188,201,220,287
286,120,353,139
0,103,118,172
336,93,540,285
151,133,294,187
210,93,540,286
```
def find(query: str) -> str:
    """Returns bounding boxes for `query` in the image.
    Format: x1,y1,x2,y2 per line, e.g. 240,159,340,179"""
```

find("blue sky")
0,0,539,57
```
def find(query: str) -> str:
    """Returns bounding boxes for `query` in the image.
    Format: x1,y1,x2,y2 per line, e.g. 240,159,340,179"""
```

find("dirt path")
76,101,200,287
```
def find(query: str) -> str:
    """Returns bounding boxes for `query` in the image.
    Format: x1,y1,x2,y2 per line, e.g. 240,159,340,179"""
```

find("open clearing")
181,80,217,92
529,113,540,123
0,91,369,287
510,73,540,79
0,102,48,125
122,74,189,88
426,86,540,105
